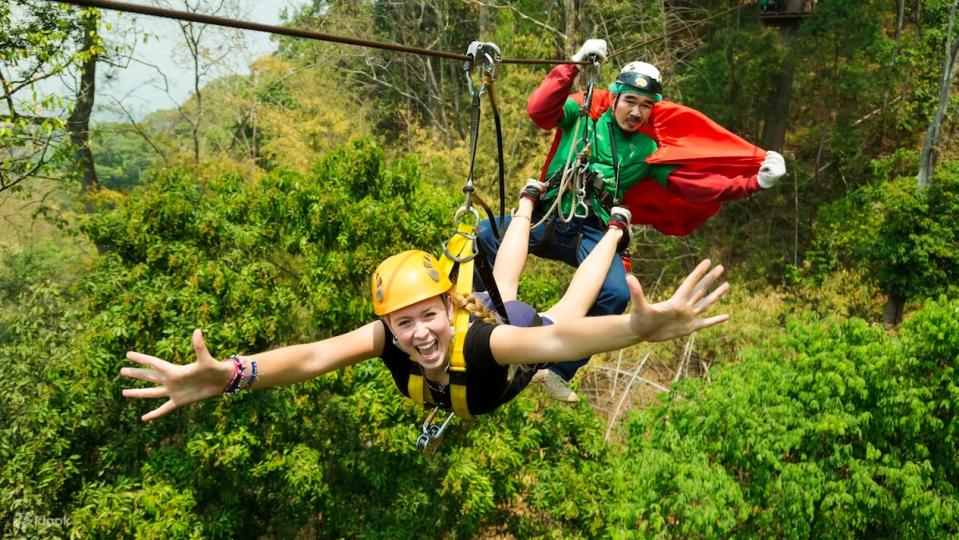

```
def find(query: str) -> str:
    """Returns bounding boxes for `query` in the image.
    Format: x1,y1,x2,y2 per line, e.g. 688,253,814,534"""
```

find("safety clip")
464,41,502,96
416,407,456,454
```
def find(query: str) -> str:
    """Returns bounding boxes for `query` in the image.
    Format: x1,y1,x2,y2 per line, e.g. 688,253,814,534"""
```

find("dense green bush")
4,140,959,538
812,160,959,306
604,297,959,538
1,139,599,537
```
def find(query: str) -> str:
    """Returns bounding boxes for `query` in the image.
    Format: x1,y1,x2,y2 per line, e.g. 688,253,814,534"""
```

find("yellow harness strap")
407,221,476,421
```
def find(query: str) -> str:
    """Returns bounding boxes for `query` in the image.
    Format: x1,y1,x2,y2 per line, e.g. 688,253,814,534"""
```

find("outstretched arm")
121,322,387,422
488,260,729,365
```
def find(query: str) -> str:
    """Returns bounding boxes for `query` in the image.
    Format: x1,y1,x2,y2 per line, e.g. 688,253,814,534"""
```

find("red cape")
562,93,765,235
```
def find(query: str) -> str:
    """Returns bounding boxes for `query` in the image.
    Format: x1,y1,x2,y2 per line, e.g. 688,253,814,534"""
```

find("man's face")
612,92,655,132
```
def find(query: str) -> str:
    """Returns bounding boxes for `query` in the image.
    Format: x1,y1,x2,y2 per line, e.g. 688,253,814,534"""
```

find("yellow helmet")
371,250,452,316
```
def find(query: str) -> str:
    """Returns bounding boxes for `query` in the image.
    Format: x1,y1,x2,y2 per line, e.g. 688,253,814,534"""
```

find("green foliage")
0,245,86,537
0,139,612,537
676,22,781,140
812,160,959,302
6,140,959,535
0,1,102,192
91,123,160,190
605,300,959,538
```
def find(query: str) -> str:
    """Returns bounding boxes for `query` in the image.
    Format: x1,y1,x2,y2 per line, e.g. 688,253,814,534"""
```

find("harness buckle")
416,407,456,454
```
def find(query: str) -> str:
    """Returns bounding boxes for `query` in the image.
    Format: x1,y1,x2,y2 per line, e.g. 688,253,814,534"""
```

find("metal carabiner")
574,195,591,218
574,163,592,218
464,41,501,98
580,54,602,117
416,407,456,454
453,204,481,226
441,206,481,263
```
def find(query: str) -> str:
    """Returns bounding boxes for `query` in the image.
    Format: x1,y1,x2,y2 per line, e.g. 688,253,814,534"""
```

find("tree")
66,8,101,213
153,0,246,164
0,1,103,195
812,160,959,325
917,0,959,188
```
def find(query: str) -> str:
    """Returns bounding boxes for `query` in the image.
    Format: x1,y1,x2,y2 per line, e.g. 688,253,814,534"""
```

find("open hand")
627,260,730,342
120,329,231,422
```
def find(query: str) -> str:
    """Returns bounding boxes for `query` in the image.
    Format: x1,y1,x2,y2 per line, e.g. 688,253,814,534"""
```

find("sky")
95,0,307,122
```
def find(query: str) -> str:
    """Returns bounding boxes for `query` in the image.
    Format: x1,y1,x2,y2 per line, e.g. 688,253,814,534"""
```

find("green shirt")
543,98,675,223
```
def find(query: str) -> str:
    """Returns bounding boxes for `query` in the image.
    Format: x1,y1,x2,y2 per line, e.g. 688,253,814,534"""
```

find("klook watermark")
13,512,71,529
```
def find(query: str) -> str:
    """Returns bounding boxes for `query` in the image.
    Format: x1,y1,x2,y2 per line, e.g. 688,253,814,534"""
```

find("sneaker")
608,206,632,252
531,369,580,403
608,206,632,229
520,179,548,203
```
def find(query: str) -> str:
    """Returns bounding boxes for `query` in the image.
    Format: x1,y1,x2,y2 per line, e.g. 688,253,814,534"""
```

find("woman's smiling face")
387,295,453,371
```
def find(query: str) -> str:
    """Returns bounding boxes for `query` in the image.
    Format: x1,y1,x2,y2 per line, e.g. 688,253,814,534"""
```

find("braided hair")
446,290,498,324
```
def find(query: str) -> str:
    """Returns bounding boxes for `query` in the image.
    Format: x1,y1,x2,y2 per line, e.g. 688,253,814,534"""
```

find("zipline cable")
49,0,749,66
48,0,577,65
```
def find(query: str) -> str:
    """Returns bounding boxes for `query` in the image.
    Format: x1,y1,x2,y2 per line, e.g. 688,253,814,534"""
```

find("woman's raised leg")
541,207,631,322
492,180,546,302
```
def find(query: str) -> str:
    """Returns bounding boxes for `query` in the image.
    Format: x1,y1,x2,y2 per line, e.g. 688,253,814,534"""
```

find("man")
476,39,785,402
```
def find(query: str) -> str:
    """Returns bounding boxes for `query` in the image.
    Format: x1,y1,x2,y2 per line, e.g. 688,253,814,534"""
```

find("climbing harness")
533,54,605,230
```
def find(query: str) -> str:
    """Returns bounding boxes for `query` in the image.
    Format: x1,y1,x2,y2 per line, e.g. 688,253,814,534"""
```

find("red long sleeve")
527,64,580,129
664,168,762,205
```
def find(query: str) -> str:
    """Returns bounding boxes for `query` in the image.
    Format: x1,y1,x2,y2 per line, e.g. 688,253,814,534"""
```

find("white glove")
757,150,786,188
571,39,608,63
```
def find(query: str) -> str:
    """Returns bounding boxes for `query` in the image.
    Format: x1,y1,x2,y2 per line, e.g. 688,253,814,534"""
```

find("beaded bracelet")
235,355,258,390
223,356,244,394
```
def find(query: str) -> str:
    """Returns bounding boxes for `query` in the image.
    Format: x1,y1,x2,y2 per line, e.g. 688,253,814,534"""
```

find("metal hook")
416,407,456,454
464,41,501,97
453,204,481,226
440,205,480,263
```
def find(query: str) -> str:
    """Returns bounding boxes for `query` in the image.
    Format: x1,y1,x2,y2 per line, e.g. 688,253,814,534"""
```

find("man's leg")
475,184,560,293
541,225,624,322
474,216,509,292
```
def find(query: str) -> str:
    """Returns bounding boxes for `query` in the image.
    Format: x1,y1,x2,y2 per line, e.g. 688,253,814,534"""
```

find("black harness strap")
607,108,622,206
485,82,507,238
466,191,511,325
474,242,510,325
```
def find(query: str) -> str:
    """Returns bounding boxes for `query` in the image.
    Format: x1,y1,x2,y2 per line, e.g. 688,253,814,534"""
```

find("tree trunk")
66,10,100,215
761,26,796,152
192,38,202,163
564,0,576,55
878,0,906,150
917,0,958,189
883,293,905,327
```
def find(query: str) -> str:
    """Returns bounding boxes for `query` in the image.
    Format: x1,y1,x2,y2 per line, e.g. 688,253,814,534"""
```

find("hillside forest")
3,0,959,537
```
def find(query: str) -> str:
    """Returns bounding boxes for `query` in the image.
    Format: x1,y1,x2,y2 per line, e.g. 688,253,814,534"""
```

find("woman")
121,183,729,421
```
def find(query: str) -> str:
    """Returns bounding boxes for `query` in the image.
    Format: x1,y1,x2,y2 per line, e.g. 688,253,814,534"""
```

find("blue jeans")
475,211,630,381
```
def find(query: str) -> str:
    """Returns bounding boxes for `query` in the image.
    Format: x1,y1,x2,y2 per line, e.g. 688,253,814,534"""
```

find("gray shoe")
520,179,548,203
608,206,632,228
531,369,580,403
608,206,632,252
